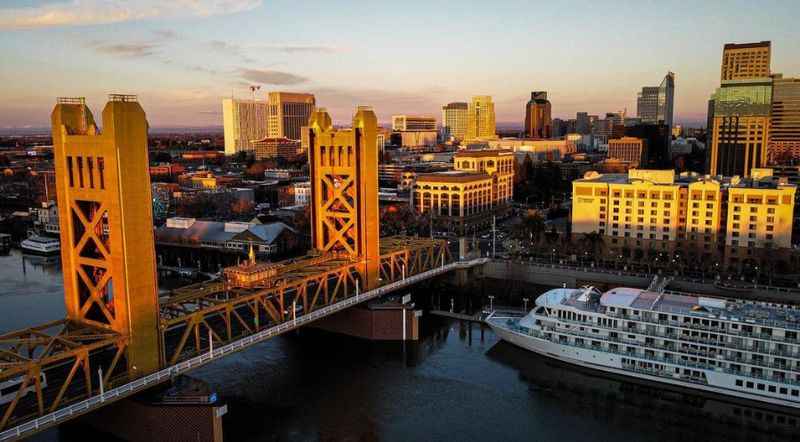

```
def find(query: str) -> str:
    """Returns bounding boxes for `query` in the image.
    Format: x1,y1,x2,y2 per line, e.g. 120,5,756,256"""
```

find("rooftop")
454,149,514,158
416,171,490,183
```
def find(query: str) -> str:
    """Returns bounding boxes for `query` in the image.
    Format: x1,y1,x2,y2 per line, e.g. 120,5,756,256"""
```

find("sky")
1,0,799,129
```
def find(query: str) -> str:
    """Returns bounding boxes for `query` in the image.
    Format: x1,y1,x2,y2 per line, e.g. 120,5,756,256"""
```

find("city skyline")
2,0,800,129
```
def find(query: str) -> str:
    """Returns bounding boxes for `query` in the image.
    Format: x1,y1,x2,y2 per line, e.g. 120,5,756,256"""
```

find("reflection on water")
0,249,65,333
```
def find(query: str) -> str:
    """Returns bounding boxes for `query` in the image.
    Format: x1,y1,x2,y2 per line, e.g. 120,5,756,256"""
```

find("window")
736,380,743,387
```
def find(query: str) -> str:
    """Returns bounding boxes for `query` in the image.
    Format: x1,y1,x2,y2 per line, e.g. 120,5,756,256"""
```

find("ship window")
757,384,765,391
792,390,799,397
747,382,754,388
769,386,777,393
780,388,788,395
736,380,743,387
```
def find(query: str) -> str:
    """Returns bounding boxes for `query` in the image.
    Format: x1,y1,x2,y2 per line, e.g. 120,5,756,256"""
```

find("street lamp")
523,297,529,312
488,295,495,312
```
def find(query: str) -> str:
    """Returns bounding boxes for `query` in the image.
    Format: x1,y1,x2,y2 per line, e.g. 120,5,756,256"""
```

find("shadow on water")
486,340,800,442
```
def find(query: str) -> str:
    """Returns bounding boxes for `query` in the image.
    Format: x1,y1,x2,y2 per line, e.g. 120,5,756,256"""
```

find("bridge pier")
313,298,421,341
71,376,226,442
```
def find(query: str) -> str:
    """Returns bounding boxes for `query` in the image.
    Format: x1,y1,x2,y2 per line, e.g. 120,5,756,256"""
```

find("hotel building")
572,168,795,267
768,76,800,164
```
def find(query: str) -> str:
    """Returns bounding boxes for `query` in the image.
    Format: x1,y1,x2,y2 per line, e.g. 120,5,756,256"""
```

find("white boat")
20,234,60,255
487,286,800,409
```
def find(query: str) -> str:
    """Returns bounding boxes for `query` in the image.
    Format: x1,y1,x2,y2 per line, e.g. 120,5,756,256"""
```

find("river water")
1,250,796,442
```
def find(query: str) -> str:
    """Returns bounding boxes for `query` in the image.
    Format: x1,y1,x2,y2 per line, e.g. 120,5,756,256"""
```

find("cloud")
90,42,159,58
239,69,309,85
0,0,262,29
260,44,343,54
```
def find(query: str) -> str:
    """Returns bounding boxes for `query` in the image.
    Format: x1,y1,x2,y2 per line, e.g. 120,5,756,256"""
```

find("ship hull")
487,317,800,411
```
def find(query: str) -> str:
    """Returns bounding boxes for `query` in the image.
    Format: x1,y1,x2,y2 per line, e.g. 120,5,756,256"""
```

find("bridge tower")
306,107,381,289
51,95,161,376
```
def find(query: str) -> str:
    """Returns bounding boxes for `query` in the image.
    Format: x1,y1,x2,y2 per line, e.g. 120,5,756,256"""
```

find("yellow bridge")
0,97,482,440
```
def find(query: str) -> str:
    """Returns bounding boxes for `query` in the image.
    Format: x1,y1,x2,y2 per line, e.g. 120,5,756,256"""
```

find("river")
0,250,796,442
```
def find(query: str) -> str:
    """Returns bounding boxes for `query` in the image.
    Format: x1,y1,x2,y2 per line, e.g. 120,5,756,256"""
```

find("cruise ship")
487,286,800,409
19,233,60,255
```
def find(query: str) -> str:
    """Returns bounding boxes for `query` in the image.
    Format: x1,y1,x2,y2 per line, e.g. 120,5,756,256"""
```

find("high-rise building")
552,118,566,138
222,97,269,156
266,92,316,140
768,76,800,164
709,42,773,177
625,123,671,168
441,102,469,141
467,95,496,140
708,80,772,177
524,91,552,139
576,112,590,135
637,72,675,128
721,41,771,81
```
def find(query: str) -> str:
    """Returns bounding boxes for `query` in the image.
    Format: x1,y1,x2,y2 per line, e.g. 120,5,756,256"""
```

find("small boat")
20,234,60,255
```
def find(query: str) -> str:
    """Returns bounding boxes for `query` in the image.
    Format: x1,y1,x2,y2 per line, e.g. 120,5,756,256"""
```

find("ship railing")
546,325,800,378
538,329,800,387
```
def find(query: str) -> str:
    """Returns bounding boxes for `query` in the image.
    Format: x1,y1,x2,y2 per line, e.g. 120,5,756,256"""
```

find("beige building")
607,137,646,168
485,138,577,160
442,102,468,142
267,92,315,140
721,41,771,81
251,137,302,161
392,115,436,131
222,97,269,156
467,95,496,140
413,149,514,233
572,168,795,266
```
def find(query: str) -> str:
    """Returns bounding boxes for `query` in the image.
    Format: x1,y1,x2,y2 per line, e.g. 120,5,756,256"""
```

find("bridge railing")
0,257,486,441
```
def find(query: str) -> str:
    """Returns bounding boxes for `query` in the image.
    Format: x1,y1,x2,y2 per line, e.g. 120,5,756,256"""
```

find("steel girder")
0,320,126,431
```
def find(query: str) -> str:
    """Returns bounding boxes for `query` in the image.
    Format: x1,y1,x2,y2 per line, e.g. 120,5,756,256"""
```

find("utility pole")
492,215,496,258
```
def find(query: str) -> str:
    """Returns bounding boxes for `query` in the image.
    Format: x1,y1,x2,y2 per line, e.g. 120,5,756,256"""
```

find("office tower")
709,42,773,177
637,72,675,128
391,115,438,148
441,102,469,141
625,123,671,168
524,91,552,139
392,115,436,131
266,92,316,140
768,77,800,164
721,41,771,81
576,112,590,135
607,137,646,168
552,118,566,138
222,97,269,156
467,95,496,140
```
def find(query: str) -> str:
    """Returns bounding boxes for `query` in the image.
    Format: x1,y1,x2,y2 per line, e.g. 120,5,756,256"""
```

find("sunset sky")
1,0,799,129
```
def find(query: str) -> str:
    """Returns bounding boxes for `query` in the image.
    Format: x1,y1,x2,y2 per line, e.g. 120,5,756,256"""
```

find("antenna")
249,85,261,102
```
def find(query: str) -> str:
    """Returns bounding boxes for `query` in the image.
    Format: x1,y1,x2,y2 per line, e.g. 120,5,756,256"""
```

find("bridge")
0,98,484,440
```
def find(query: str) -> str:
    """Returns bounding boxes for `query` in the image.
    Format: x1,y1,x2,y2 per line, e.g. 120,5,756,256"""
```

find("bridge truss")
0,236,451,434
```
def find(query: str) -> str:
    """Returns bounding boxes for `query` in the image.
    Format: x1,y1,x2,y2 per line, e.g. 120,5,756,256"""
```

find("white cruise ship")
487,286,800,409
20,234,60,255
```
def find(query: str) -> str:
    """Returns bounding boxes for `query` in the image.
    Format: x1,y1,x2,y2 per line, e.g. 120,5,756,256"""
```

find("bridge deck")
0,236,459,438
